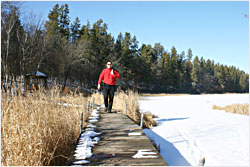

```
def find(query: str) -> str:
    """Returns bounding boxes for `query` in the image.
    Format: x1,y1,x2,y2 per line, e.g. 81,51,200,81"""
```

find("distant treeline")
1,2,249,93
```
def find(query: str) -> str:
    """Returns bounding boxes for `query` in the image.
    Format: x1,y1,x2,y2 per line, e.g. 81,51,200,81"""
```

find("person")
98,61,120,113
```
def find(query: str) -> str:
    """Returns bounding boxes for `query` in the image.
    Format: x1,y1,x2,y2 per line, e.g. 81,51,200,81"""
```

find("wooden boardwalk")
67,106,168,166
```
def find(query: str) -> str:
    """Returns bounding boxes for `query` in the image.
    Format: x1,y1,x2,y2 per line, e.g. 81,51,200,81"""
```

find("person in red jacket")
98,61,120,113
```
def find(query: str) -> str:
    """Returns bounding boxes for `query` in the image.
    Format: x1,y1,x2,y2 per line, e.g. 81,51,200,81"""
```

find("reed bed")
1,85,88,166
213,103,249,115
91,90,157,129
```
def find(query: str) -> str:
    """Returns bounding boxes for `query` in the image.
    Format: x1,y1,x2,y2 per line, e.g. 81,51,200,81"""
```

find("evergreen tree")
183,49,193,91
45,4,60,37
3,2,249,94
160,51,171,87
169,46,178,90
59,4,70,39
204,59,215,92
191,56,200,93
152,43,164,88
79,21,90,39
70,17,81,43
139,44,153,83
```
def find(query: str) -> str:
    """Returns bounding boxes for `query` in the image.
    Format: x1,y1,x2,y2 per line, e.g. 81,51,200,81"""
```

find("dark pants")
103,83,115,112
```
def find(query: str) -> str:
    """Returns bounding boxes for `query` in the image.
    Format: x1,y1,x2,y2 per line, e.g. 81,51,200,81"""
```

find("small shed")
25,71,48,90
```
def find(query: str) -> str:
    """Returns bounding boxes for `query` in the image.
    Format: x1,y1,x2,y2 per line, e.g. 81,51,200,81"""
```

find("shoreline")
139,92,249,97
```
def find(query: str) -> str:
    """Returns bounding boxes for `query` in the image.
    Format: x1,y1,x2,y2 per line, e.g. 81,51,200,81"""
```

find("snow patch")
72,160,90,165
132,149,158,158
81,131,101,137
128,132,142,136
87,124,97,128
73,108,101,163
88,119,98,123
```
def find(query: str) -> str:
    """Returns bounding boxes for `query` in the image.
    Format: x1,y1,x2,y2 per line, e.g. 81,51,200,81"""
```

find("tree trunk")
63,66,71,90
5,32,11,84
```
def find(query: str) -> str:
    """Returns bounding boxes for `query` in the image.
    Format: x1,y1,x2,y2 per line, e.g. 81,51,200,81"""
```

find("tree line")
1,2,249,93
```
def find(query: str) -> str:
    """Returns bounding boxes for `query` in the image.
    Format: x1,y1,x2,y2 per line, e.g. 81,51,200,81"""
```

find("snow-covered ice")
140,94,249,166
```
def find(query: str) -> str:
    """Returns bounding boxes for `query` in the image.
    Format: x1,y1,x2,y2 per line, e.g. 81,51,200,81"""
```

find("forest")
1,2,249,93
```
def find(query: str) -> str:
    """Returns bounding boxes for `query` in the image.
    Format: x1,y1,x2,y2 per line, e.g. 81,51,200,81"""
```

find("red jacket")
98,68,120,85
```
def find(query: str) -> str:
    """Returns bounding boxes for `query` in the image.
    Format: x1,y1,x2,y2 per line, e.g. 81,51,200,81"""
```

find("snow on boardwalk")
140,94,249,166
67,105,167,166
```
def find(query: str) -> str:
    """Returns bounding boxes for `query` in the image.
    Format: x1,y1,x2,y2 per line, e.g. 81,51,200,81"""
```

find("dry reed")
1,84,88,166
212,103,249,115
91,90,157,129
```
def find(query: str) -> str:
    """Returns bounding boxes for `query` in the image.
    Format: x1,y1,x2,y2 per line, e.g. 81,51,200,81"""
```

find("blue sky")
23,1,249,73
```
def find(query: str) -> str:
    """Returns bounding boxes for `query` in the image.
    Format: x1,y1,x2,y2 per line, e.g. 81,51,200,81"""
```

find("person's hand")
111,69,114,75
98,84,101,90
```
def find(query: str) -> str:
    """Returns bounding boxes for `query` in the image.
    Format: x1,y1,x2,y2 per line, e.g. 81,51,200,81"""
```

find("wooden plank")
67,106,168,166
87,107,167,166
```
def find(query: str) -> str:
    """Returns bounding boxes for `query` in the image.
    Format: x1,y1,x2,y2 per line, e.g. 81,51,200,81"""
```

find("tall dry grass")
1,85,88,166
91,90,156,129
213,103,249,115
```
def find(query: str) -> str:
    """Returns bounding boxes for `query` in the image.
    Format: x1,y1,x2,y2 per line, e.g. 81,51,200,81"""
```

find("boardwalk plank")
86,107,167,166
67,106,168,166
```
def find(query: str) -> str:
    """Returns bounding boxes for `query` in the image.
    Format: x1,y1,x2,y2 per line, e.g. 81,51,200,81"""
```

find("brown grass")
1,85,88,166
212,103,249,115
91,90,157,129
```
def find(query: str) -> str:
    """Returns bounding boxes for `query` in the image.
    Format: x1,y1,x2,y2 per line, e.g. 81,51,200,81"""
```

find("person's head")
106,61,112,69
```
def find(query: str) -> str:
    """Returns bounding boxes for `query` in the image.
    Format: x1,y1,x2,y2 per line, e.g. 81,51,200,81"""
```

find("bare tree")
35,31,48,72
16,11,45,74
1,1,22,83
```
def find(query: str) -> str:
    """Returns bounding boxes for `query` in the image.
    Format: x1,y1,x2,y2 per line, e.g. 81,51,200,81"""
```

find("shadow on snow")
156,117,190,126
143,128,191,166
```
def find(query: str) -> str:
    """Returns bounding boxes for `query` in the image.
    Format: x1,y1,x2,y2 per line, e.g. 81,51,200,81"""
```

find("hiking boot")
104,107,108,112
108,109,112,113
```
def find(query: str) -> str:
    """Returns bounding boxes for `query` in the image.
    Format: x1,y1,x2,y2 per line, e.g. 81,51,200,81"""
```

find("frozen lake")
139,94,249,166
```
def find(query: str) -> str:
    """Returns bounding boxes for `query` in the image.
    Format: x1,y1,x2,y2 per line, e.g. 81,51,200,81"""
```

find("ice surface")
140,94,249,166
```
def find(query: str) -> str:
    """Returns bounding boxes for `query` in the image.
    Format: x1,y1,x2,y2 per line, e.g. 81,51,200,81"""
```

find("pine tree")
183,49,193,92
59,4,70,40
191,56,200,93
70,17,81,43
203,59,215,92
79,21,90,39
160,51,171,87
139,44,153,83
45,4,60,37
176,51,185,91
153,43,164,87
169,46,178,90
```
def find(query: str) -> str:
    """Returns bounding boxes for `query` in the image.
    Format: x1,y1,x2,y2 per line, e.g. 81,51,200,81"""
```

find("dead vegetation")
91,90,157,129
1,84,158,166
212,103,249,115
1,85,88,166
